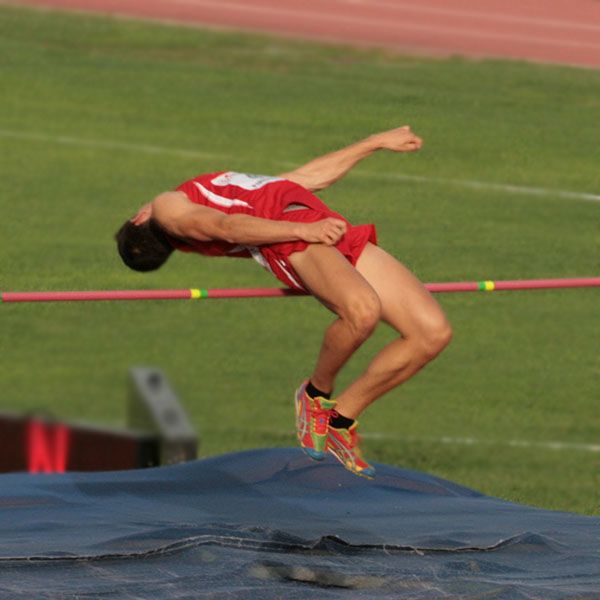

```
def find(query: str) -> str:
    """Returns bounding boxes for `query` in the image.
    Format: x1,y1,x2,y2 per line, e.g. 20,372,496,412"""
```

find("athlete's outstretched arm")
279,126,423,192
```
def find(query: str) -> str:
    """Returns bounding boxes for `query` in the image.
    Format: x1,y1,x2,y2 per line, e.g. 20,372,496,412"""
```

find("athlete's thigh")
288,244,378,315
355,243,449,337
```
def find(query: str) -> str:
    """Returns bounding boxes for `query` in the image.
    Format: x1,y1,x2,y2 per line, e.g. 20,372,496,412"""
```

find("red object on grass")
27,420,69,474
1,278,598,303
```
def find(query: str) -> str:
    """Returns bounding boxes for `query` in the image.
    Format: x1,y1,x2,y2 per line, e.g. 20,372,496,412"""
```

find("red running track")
10,0,600,69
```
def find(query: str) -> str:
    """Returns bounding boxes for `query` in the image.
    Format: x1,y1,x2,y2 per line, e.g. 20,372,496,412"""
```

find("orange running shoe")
327,422,376,479
294,380,337,460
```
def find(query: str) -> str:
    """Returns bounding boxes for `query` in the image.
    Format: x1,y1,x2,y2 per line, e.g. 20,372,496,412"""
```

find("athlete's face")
130,202,153,226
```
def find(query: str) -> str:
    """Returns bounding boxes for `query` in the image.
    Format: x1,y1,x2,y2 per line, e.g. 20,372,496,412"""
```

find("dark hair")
115,218,174,272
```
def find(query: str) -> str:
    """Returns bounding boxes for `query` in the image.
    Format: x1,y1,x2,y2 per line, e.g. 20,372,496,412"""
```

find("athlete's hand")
299,218,347,245
372,126,423,152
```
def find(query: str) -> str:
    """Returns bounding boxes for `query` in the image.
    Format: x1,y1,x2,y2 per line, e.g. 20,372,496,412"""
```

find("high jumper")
115,126,452,478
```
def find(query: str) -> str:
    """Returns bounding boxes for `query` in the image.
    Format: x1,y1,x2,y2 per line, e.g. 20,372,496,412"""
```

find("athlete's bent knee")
341,293,382,339
419,317,453,360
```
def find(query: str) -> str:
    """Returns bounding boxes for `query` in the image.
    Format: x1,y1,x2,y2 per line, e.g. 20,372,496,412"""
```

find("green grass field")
1,5,598,514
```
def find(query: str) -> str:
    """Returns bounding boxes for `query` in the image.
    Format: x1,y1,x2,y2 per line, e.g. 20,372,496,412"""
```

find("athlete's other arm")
151,192,347,246
279,126,423,192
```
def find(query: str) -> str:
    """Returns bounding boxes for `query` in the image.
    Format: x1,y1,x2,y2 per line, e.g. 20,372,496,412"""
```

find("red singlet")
171,171,377,290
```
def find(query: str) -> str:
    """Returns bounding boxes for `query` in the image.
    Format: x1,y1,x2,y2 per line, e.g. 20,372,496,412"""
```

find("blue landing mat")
0,448,599,598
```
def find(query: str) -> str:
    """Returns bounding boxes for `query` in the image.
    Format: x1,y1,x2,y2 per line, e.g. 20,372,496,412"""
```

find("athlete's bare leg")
288,245,382,395
289,243,452,417
336,243,452,417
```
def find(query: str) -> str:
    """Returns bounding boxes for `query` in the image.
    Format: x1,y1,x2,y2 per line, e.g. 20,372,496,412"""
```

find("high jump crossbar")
1,277,598,303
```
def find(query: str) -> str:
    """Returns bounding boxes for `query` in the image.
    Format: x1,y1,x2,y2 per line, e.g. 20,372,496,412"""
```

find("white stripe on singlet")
192,181,253,209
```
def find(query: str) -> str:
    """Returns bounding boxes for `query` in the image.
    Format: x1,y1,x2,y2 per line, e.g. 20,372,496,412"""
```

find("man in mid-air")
116,126,452,478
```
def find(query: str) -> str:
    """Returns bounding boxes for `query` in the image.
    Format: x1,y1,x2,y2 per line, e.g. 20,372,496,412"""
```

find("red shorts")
256,206,377,290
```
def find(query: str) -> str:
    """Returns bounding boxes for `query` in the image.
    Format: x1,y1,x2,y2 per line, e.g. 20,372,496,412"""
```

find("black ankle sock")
329,411,355,429
306,381,331,400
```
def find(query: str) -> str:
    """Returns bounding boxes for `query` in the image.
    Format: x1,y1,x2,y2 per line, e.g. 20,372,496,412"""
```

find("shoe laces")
311,400,332,436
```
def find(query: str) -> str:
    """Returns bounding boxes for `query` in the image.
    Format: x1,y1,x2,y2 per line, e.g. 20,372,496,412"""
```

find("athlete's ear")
130,202,153,226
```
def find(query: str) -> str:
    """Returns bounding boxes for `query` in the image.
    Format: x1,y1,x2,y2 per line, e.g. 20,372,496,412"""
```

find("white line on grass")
361,432,600,453
351,171,600,203
0,129,232,161
2,128,599,202
264,429,600,453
